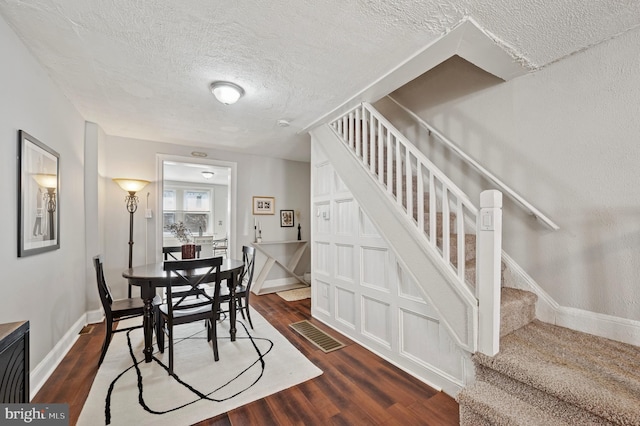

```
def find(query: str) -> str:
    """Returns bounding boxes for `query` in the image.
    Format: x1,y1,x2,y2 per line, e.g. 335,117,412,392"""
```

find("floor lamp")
113,178,150,297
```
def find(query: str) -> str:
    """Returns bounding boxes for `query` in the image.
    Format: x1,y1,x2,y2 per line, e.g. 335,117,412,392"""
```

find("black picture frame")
280,209,294,227
18,130,60,257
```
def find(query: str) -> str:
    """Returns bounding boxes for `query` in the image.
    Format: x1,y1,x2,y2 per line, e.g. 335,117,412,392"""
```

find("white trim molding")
30,314,87,399
502,252,640,347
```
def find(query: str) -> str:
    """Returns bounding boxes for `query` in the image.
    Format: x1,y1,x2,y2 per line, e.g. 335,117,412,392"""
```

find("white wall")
376,25,640,322
102,135,311,298
0,14,87,373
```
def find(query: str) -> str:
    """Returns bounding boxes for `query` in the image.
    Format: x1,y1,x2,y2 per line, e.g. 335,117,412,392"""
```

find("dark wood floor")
33,292,460,425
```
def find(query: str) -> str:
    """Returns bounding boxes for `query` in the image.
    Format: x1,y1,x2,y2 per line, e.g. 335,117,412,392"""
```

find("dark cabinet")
0,321,29,403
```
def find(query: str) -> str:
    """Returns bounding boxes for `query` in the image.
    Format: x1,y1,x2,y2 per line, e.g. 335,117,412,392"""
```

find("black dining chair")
93,255,160,366
162,245,202,260
158,256,223,375
219,246,256,329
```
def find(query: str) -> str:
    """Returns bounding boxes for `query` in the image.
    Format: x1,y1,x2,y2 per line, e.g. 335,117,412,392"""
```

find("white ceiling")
1,1,639,162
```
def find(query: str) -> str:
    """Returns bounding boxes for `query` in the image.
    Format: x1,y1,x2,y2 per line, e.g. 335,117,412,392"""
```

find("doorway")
157,155,236,260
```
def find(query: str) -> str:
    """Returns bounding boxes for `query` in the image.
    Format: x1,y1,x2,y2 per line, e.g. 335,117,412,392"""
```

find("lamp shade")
113,178,150,193
32,173,57,189
201,171,214,179
210,81,244,105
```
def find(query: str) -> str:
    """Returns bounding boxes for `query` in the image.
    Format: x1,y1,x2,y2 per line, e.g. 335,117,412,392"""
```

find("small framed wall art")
252,196,275,215
280,210,294,227
18,130,60,257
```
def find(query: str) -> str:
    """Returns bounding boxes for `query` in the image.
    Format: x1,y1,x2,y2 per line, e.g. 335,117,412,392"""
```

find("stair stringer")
311,123,478,353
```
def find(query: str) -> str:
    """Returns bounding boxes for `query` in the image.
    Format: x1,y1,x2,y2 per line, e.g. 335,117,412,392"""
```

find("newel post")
477,190,503,356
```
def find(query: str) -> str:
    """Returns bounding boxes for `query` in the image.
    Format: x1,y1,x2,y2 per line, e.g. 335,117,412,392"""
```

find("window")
163,187,212,235
184,213,208,234
184,191,209,212
163,190,176,211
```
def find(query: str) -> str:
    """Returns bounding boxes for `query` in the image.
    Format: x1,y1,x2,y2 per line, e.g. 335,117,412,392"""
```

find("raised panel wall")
335,244,355,282
335,286,356,328
362,296,392,348
311,139,469,395
361,246,389,291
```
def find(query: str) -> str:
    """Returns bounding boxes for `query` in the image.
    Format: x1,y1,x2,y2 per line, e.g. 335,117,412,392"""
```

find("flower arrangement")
165,221,192,244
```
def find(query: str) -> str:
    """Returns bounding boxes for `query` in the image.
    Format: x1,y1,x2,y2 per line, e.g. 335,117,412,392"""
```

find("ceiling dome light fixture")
210,81,244,105
201,171,215,179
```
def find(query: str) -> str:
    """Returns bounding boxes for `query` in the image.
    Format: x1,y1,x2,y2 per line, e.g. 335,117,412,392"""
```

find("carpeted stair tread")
457,381,572,425
500,288,537,336
473,320,640,425
473,364,616,425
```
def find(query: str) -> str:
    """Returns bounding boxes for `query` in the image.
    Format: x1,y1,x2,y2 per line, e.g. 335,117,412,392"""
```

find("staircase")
323,102,640,424
458,297,640,425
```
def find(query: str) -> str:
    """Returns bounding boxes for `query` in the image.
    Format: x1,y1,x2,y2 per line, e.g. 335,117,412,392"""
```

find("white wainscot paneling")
360,208,380,238
314,162,332,196
400,308,464,379
336,244,355,282
335,198,355,235
397,262,426,302
315,279,331,316
335,286,356,328
315,202,331,234
361,246,389,291
334,170,348,193
361,296,392,348
315,241,331,276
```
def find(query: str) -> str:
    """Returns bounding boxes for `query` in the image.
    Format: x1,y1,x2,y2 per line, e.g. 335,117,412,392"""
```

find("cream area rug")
276,286,311,301
78,309,322,425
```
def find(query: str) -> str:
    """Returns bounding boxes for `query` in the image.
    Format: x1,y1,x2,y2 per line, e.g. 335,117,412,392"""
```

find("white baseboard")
501,252,640,347
252,277,307,295
30,314,85,400
30,309,103,400
86,308,104,325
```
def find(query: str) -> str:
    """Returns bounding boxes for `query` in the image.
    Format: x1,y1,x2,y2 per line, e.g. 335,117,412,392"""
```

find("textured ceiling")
1,0,639,162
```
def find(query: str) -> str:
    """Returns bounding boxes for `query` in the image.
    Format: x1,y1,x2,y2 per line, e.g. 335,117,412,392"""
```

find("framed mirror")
18,130,60,257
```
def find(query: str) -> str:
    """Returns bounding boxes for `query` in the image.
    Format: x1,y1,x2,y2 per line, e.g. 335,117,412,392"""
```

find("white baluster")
457,198,465,282
370,114,375,174
361,106,368,165
429,175,436,246
442,187,450,266
355,108,361,158
417,163,424,232
377,120,384,183
405,150,413,218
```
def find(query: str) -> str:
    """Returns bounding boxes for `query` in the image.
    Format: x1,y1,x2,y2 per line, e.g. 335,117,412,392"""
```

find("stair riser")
500,290,537,337
473,365,613,425
459,406,492,426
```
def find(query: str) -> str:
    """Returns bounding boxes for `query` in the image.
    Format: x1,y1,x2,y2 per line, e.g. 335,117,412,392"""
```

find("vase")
181,243,196,259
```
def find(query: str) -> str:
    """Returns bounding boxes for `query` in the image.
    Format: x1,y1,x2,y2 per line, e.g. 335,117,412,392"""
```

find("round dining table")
123,258,245,363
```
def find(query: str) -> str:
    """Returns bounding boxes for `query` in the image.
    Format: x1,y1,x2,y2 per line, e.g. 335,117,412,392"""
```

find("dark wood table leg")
229,272,236,341
139,282,155,362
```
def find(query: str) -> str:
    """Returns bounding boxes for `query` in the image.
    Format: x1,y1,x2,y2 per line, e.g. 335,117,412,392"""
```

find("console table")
251,240,309,294
0,321,29,403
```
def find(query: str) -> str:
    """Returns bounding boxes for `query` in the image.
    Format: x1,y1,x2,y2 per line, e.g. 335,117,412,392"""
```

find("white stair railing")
387,95,559,231
332,103,480,292
329,102,502,355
